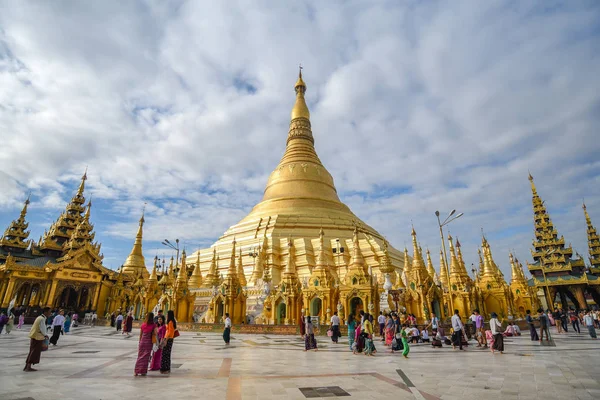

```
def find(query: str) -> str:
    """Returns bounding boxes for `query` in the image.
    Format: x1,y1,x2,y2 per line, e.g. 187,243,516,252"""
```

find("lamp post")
435,209,464,316
162,239,180,269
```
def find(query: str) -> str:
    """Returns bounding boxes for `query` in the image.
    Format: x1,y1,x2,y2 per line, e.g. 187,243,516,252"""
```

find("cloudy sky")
1,1,599,278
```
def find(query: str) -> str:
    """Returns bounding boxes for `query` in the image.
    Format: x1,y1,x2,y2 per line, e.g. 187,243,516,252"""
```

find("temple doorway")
430,300,441,319
215,298,224,322
349,297,363,319
276,302,286,325
310,297,322,318
56,287,78,309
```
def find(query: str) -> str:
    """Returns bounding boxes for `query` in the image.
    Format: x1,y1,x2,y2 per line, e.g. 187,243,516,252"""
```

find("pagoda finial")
237,247,247,286
284,237,297,276
291,66,309,120
148,256,158,283
188,251,203,289
77,167,88,196
228,238,237,277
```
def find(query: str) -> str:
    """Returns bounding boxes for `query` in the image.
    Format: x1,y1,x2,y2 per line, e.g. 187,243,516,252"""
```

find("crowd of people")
13,303,599,374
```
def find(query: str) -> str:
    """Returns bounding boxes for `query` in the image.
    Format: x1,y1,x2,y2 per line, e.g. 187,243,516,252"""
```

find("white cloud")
0,1,599,276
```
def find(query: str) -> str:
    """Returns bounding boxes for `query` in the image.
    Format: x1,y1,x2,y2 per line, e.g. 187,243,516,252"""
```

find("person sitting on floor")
410,325,420,343
504,322,515,337
421,328,430,343
512,323,521,336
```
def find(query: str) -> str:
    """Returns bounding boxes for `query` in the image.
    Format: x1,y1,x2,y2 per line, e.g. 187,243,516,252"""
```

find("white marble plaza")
1,324,599,400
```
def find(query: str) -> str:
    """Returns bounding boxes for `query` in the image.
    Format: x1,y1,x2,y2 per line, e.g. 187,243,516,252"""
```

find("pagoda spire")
349,227,367,275
583,202,600,271
509,253,525,284
227,238,237,278
121,210,147,277
439,249,449,288
237,247,247,286
77,168,87,196
283,238,297,277
0,195,32,250
314,228,328,272
177,249,188,285
148,256,158,284
188,251,203,289
291,65,310,121
426,249,439,284
410,228,428,284
63,200,96,253
448,235,460,275
204,247,220,287
481,237,496,278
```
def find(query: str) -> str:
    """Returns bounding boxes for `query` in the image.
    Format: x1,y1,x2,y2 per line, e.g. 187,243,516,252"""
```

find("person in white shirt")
421,328,430,343
489,312,504,354
49,309,65,346
330,312,341,343
584,311,597,339
512,323,521,336
223,313,232,345
451,310,465,351
377,312,386,338
91,312,98,326
410,326,420,343
470,312,478,336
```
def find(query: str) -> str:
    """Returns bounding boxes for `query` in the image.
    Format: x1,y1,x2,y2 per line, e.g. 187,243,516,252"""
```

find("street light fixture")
162,239,180,269
435,209,464,316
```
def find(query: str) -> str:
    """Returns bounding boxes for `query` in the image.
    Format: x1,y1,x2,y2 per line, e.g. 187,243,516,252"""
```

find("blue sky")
1,1,599,276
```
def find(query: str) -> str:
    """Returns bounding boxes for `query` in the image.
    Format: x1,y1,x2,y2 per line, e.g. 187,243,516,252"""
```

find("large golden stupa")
187,70,406,324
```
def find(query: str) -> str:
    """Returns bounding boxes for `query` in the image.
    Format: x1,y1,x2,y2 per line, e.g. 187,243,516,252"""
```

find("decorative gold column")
1,278,17,307
572,286,587,310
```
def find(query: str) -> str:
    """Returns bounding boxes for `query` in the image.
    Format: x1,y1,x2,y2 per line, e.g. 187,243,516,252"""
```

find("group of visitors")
133,309,178,376
111,310,134,336
531,307,597,341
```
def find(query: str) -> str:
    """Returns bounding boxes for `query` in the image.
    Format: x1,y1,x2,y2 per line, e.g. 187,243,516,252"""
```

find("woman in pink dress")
134,312,156,376
149,316,166,371
17,314,25,329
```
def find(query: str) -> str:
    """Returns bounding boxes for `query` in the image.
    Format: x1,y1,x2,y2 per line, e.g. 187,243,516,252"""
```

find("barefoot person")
49,310,65,346
134,312,156,376
489,312,504,354
24,307,51,372
223,313,232,345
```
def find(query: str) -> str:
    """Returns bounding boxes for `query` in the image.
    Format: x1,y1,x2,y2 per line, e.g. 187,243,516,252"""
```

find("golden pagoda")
187,69,405,325
120,211,149,279
402,228,443,322
509,253,538,318
526,174,592,310
445,235,475,318
477,236,513,319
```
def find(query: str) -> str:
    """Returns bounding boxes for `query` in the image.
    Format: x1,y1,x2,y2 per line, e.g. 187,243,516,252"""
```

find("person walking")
377,311,385,339
17,313,25,329
489,312,504,354
0,311,7,334
583,310,597,339
470,312,478,337
91,311,98,327
526,310,539,341
347,314,356,351
569,309,581,334
160,310,177,374
150,315,166,371
24,307,51,372
363,312,376,356
63,313,72,334
474,310,487,348
538,308,550,343
110,312,116,327
330,311,341,344
223,313,232,345
134,312,156,376
116,312,123,332
451,310,465,351
384,314,394,347
559,308,569,332
5,312,15,334
304,317,318,351
124,311,134,337
400,323,410,358
49,310,65,346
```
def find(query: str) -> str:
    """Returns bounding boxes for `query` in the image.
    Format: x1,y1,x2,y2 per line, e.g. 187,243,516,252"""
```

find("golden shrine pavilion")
526,174,600,310
0,173,195,323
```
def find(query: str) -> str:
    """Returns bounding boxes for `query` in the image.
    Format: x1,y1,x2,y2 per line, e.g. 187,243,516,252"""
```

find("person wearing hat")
489,312,504,354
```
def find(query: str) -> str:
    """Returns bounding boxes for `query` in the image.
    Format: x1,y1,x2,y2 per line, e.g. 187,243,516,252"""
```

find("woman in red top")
150,315,166,371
